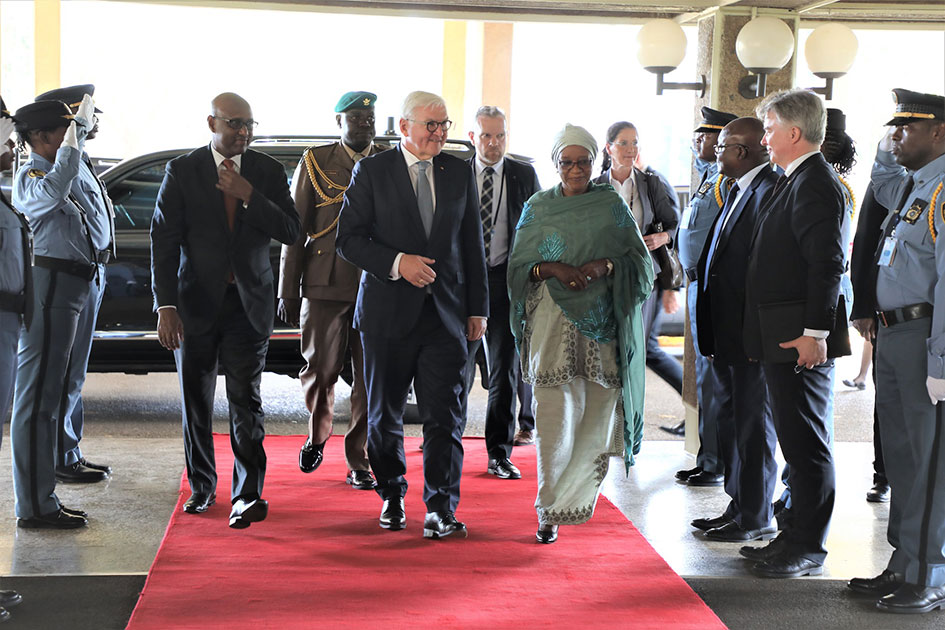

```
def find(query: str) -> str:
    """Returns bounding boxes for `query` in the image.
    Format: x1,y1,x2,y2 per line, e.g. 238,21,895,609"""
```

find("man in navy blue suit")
693,117,779,544
336,91,488,539
151,92,300,529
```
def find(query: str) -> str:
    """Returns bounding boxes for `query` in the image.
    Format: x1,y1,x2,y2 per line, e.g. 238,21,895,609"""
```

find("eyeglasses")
557,158,593,171
714,143,749,155
213,116,258,131
610,140,638,148
408,119,452,132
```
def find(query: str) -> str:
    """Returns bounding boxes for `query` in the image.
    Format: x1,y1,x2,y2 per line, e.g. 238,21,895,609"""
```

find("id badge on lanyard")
680,201,695,229
878,233,897,267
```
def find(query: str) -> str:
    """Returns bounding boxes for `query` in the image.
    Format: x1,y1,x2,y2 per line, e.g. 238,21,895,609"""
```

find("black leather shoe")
228,498,268,529
60,505,88,518
0,607,8,623
705,521,777,542
675,466,702,481
752,553,823,578
182,492,215,514
660,421,685,436
17,508,87,529
691,514,733,532
536,524,558,544
79,457,112,474
848,570,904,596
346,470,377,490
877,583,945,614
686,471,724,486
379,497,406,530
487,457,522,480
866,481,890,503
55,462,107,483
423,511,467,539
740,536,786,562
0,591,21,608
299,438,325,473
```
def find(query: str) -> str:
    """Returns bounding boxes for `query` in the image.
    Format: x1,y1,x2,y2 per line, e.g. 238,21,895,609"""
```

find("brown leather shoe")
513,430,534,446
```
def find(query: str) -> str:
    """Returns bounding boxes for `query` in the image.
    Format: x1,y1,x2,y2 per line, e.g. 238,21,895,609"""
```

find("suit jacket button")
317,250,323,255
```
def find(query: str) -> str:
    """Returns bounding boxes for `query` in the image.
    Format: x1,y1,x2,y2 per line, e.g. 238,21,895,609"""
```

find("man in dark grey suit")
336,90,488,540
151,92,299,529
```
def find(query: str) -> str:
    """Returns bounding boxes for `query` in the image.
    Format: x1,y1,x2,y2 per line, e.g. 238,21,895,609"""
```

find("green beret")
335,91,377,113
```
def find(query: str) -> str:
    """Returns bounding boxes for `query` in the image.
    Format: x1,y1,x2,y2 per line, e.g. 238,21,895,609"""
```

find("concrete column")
481,23,513,120
34,0,61,95
443,21,467,137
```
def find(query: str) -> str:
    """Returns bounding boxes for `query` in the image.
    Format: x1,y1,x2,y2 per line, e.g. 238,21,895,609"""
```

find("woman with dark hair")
595,121,683,402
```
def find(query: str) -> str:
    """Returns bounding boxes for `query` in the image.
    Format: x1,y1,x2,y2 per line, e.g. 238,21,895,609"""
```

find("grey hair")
401,91,447,120
474,105,506,121
755,89,826,146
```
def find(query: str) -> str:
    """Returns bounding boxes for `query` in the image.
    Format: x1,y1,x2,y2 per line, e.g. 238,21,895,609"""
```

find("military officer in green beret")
278,91,389,489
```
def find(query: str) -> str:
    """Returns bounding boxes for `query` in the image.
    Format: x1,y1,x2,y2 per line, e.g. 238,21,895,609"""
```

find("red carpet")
127,435,726,630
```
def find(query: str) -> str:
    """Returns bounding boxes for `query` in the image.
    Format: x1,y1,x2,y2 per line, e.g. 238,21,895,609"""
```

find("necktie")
221,158,238,231
705,183,740,270
416,161,434,237
480,166,494,259
773,174,789,195
873,177,916,265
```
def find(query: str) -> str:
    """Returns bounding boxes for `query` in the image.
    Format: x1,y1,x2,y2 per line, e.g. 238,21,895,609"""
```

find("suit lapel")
199,146,230,235
393,148,428,242
429,155,449,238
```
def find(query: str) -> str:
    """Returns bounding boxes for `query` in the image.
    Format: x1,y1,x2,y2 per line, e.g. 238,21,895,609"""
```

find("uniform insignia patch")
27,169,46,178
697,180,712,196
902,198,928,224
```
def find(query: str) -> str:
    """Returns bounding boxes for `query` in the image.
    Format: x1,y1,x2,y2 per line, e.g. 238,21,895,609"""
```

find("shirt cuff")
390,252,404,280
157,305,177,311
803,328,829,339
469,316,487,321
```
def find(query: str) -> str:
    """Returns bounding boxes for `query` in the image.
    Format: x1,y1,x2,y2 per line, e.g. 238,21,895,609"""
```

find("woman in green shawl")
508,124,653,544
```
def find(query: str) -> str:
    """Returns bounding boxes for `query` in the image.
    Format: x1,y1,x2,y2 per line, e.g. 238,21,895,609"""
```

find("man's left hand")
466,317,487,341
926,376,945,406
217,168,254,204
779,335,827,370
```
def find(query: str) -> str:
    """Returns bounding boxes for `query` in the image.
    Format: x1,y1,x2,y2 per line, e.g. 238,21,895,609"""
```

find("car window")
109,161,169,230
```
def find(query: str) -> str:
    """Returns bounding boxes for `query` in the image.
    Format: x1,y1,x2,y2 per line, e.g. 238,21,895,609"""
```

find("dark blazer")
466,155,541,257
744,153,849,361
336,146,489,341
697,165,779,364
151,145,300,337
848,184,889,320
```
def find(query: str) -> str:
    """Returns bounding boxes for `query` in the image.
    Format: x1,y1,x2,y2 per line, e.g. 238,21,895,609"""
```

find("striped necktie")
480,166,494,258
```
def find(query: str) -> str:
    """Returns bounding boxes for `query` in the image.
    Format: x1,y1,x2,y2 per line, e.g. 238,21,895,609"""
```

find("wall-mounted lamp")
636,19,706,97
804,24,858,100
736,17,795,99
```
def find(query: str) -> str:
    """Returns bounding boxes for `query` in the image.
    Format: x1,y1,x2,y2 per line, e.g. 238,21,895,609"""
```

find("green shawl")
508,182,654,471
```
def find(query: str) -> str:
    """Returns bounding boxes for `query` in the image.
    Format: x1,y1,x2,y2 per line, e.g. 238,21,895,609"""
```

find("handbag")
652,221,683,290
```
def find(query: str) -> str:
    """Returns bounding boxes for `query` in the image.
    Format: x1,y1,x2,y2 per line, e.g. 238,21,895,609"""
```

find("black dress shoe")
60,505,88,519
877,583,945,614
299,438,325,473
675,466,702,481
17,508,87,529
0,607,8,623
686,471,724,486
423,511,467,539
182,492,215,514
346,470,377,490
691,514,733,532
0,591,21,608
379,497,406,530
705,521,777,542
848,570,904,596
740,536,786,562
536,524,558,544
660,421,685,436
79,457,112,474
228,498,268,529
487,457,522,480
55,462,107,483
866,481,890,503
752,552,823,578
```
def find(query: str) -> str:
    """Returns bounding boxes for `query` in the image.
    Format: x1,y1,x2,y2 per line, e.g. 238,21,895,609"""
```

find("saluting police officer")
9,98,97,529
848,89,945,614
33,84,115,484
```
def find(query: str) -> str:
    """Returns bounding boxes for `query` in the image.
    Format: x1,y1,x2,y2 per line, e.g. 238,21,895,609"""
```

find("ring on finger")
569,281,576,287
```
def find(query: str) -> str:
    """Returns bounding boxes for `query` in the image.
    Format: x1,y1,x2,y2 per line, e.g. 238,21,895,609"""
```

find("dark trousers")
517,376,534,432
461,264,527,460
175,286,269,503
762,361,836,563
642,287,682,394
870,338,886,481
713,361,777,530
361,297,467,513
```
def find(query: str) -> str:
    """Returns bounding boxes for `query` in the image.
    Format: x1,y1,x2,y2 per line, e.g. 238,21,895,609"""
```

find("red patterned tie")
221,158,238,231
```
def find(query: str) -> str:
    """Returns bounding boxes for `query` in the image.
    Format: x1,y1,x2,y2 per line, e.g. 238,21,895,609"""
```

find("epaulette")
27,169,46,178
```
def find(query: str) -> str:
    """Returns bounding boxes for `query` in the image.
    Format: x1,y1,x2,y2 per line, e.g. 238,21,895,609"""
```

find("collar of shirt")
736,162,772,193
783,150,820,178
401,144,425,169
474,156,504,179
914,152,945,189
210,145,241,171
342,141,373,162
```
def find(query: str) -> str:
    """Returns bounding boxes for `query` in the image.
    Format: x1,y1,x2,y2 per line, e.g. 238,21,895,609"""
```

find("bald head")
207,92,254,157
716,117,769,178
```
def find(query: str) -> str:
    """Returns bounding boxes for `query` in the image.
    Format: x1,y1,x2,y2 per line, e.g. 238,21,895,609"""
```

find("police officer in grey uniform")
673,107,736,488
10,98,97,529
34,85,115,484
0,95,26,623
848,89,945,614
